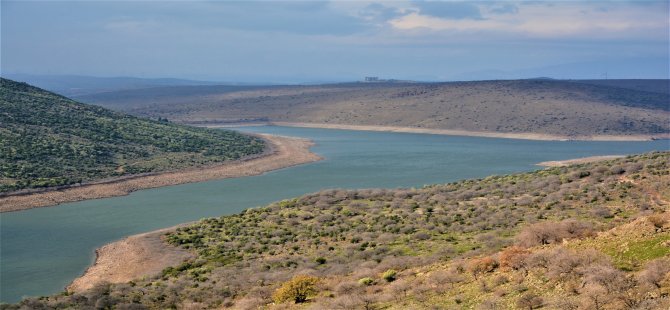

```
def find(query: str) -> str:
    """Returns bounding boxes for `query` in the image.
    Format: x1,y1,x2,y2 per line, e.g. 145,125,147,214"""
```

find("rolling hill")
5,152,668,309
0,78,265,193
2,74,223,97
77,79,670,139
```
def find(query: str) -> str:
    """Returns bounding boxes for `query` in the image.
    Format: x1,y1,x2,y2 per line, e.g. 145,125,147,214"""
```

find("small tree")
272,275,319,304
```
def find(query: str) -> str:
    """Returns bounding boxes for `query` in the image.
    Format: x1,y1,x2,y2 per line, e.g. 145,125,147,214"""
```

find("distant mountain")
0,78,265,193
572,79,670,95
1,74,224,97
454,57,670,81
79,79,670,139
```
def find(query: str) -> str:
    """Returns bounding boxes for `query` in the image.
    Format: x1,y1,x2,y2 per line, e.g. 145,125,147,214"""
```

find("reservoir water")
1,126,668,302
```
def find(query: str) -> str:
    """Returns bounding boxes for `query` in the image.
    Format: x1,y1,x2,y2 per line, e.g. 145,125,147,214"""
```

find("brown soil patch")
67,225,193,293
536,155,626,167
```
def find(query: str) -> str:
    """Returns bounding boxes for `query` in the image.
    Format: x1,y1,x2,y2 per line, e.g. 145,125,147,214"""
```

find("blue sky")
2,1,668,82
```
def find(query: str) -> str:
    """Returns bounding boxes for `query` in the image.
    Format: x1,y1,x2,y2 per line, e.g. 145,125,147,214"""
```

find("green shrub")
358,277,375,286
272,275,319,304
382,269,397,282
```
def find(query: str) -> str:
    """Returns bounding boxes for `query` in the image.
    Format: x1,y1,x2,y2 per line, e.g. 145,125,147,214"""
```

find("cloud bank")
2,0,668,81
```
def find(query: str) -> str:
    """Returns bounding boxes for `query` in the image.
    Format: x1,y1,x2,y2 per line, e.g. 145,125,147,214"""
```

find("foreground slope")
79,79,670,139
7,152,668,309
0,78,265,193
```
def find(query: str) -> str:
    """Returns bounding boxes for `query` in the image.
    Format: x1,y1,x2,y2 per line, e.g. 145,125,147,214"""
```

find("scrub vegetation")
79,79,670,138
5,151,668,309
0,78,265,193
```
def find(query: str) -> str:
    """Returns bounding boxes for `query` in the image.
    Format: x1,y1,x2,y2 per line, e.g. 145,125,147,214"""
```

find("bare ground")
67,225,193,293
209,122,668,141
536,155,626,167
0,134,321,212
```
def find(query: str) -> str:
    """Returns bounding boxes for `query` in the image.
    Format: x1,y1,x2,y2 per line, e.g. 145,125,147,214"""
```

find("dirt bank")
536,155,626,167
263,122,667,141
67,225,193,293
0,134,321,212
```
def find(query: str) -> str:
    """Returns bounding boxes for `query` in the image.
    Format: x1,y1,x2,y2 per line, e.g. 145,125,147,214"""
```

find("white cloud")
388,1,668,40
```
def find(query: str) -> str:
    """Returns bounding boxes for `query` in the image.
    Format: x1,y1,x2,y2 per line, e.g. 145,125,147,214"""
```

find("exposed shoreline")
199,121,669,141
67,224,194,293
0,134,321,213
536,155,626,167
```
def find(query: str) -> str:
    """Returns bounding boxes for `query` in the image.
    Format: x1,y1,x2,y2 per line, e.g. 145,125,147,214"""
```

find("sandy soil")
67,225,194,293
230,122,666,141
0,134,321,213
536,155,626,167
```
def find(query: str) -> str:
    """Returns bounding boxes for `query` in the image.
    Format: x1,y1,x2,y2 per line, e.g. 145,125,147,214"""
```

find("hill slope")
78,79,670,139
7,152,668,309
0,78,265,193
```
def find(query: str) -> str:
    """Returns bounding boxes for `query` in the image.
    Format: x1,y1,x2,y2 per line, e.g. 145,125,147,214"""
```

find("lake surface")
1,126,668,302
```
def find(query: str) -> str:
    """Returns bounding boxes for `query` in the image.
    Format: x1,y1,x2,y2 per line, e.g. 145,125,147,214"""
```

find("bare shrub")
467,257,498,280
545,248,589,281
493,288,507,297
591,207,613,219
499,246,529,271
427,269,463,292
478,279,491,293
387,278,412,301
648,214,669,229
638,258,670,290
584,264,630,294
579,283,610,310
516,222,564,247
335,281,358,295
492,275,509,287
235,296,266,310
477,298,500,310
516,292,543,309
550,298,579,310
516,220,594,248
413,232,431,241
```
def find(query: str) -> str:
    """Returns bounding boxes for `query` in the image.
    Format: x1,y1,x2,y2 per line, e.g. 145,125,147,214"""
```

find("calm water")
1,126,668,302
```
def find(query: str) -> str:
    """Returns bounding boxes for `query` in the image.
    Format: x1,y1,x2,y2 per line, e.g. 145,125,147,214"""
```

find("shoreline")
67,224,194,293
536,155,626,167
198,121,669,141
0,134,321,213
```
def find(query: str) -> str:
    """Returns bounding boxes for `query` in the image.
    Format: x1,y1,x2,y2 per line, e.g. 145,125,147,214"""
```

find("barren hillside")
78,79,670,138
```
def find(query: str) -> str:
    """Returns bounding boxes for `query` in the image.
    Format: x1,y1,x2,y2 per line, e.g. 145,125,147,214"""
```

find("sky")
1,0,669,83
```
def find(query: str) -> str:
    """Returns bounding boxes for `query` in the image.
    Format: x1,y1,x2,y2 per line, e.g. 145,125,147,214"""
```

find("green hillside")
0,78,265,193
7,152,668,309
